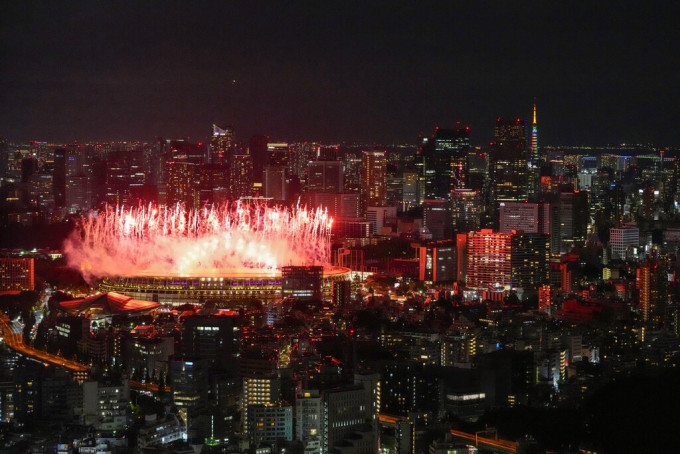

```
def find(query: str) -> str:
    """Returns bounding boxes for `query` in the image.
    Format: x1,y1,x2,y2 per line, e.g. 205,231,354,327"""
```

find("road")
0,311,90,373
449,428,518,453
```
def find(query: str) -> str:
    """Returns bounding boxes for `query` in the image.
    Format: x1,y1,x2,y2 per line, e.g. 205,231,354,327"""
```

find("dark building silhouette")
422,127,470,200
491,118,529,203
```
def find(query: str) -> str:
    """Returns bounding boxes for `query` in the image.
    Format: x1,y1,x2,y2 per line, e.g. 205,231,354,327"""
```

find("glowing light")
65,202,333,281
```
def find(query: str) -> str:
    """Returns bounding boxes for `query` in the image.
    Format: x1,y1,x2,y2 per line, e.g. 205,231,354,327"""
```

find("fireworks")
65,202,333,281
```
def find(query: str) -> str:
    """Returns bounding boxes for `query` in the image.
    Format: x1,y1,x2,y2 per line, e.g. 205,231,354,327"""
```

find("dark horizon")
2,1,679,147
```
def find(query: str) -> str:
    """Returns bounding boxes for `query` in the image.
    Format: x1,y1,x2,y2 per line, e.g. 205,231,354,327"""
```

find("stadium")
98,266,352,306
64,203,347,307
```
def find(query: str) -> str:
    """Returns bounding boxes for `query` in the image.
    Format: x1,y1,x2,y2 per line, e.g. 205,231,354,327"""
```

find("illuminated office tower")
423,126,470,199
290,142,319,183
466,229,549,290
308,160,344,193
29,167,54,209
166,161,199,209
385,172,404,210
360,149,387,214
323,385,374,454
344,154,362,193
229,153,253,199
557,191,589,253
52,144,94,213
419,240,456,283
247,404,293,447
510,232,550,289
105,150,147,206
167,139,206,164
182,314,237,367
0,257,34,291
637,259,668,324
169,357,209,440
491,118,528,202
296,389,323,452
267,142,290,168
466,229,513,289
197,163,228,206
402,171,422,210
609,227,640,260
451,189,482,232
499,201,551,234
210,124,233,163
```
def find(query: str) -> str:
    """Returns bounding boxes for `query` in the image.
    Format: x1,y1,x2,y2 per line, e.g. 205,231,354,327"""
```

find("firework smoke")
64,202,333,281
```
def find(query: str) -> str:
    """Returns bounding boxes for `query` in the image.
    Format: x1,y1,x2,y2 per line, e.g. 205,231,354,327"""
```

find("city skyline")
2,2,680,146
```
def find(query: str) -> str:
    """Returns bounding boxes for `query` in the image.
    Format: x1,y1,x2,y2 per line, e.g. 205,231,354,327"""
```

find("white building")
82,379,129,431
609,227,639,260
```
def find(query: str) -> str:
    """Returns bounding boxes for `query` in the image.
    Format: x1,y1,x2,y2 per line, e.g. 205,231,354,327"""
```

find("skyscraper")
466,229,549,290
637,259,668,324
422,126,470,199
360,149,386,214
491,118,529,203
229,153,253,199
210,124,233,164
307,160,344,193
531,100,538,164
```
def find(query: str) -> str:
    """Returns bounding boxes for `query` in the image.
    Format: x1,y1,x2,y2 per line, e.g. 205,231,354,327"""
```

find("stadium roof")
59,292,160,315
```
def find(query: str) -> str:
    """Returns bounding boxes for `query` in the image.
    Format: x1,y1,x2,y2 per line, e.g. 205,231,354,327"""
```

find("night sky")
2,1,679,146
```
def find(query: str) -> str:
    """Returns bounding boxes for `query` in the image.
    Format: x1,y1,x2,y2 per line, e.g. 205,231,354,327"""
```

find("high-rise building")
637,259,668,324
165,161,199,209
296,390,323,452
451,189,482,232
264,165,287,201
210,124,233,164
466,229,549,290
229,153,253,199
499,201,552,234
324,385,372,454
82,379,130,431
182,314,238,367
609,227,639,260
105,150,147,206
289,142,319,183
423,199,453,240
360,149,387,214
247,403,293,447
402,171,423,210
198,163,229,206
557,191,589,253
419,240,456,283
510,232,550,289
531,101,538,164
466,230,513,290
491,118,528,202
0,257,35,291
308,160,344,193
423,126,470,199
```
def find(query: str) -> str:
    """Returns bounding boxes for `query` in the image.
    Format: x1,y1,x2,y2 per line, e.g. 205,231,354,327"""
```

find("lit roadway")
129,379,169,394
449,428,518,453
0,312,89,373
